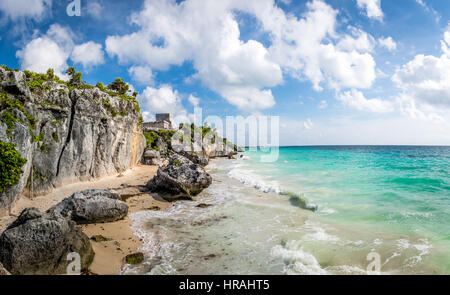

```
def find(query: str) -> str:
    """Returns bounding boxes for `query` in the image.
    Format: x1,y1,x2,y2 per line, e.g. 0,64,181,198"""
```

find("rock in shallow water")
48,189,128,224
125,252,144,265
147,154,212,201
0,208,94,275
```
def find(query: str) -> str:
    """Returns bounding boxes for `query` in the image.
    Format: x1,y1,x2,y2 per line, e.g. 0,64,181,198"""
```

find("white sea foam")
396,239,410,250
271,242,327,275
227,167,282,194
373,238,383,246
319,207,337,214
302,221,340,243
400,211,433,218
396,238,432,268
227,165,318,211
383,252,401,266
325,265,368,275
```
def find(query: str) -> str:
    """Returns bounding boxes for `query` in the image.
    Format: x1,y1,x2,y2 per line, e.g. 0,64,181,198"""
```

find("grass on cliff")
0,92,37,138
0,141,27,193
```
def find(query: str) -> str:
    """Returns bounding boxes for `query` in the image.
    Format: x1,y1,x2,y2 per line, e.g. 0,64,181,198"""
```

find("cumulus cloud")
378,36,397,51
106,0,282,110
337,27,375,53
16,24,73,79
356,0,383,21
128,66,155,86
392,28,450,108
71,41,105,69
397,94,445,123
0,0,51,20
16,24,105,78
137,85,191,124
106,0,377,110
337,89,394,113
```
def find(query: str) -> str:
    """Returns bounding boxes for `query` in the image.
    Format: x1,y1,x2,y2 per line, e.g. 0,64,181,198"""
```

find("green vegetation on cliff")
21,67,141,114
0,92,37,138
0,141,27,193
144,131,160,148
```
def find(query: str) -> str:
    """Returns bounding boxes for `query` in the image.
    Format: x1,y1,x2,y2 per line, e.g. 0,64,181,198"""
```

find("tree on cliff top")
107,78,129,95
66,67,82,86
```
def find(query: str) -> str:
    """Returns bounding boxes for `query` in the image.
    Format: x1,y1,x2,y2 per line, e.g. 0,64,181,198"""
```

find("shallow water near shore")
124,146,450,275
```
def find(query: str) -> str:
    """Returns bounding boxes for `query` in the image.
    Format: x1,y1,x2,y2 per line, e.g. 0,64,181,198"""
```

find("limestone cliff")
0,67,146,215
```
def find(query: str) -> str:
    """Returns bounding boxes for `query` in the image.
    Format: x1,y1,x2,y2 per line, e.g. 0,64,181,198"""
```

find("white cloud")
137,85,191,125
356,0,383,21
318,100,328,109
397,94,445,123
258,0,377,91
71,41,105,69
378,36,397,51
392,29,450,108
128,65,154,85
106,0,282,110
337,27,375,53
0,0,51,20
106,0,377,110
16,24,73,79
17,24,105,78
188,94,200,107
337,89,394,113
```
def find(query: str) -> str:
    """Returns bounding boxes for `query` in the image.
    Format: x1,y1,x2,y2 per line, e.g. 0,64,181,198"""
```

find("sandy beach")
0,164,171,275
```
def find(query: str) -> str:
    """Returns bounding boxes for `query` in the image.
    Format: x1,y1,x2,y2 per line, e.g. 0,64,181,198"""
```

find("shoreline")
0,164,171,275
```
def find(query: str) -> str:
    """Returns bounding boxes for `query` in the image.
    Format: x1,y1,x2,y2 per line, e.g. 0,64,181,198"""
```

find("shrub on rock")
0,141,27,193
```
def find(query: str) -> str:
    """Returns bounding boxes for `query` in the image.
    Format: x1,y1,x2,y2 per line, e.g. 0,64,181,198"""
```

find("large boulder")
48,189,128,224
147,154,212,201
175,150,209,167
0,208,94,275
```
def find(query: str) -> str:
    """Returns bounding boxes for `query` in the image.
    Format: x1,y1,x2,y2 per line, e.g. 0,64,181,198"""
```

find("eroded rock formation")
0,68,146,215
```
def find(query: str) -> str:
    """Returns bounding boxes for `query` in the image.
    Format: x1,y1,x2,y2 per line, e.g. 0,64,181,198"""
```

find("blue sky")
1,0,450,145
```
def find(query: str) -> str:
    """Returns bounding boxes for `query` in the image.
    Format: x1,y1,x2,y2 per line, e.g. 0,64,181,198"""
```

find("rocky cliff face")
0,68,146,215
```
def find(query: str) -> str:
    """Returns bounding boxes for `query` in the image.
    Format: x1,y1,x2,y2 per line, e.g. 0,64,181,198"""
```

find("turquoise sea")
124,146,450,275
